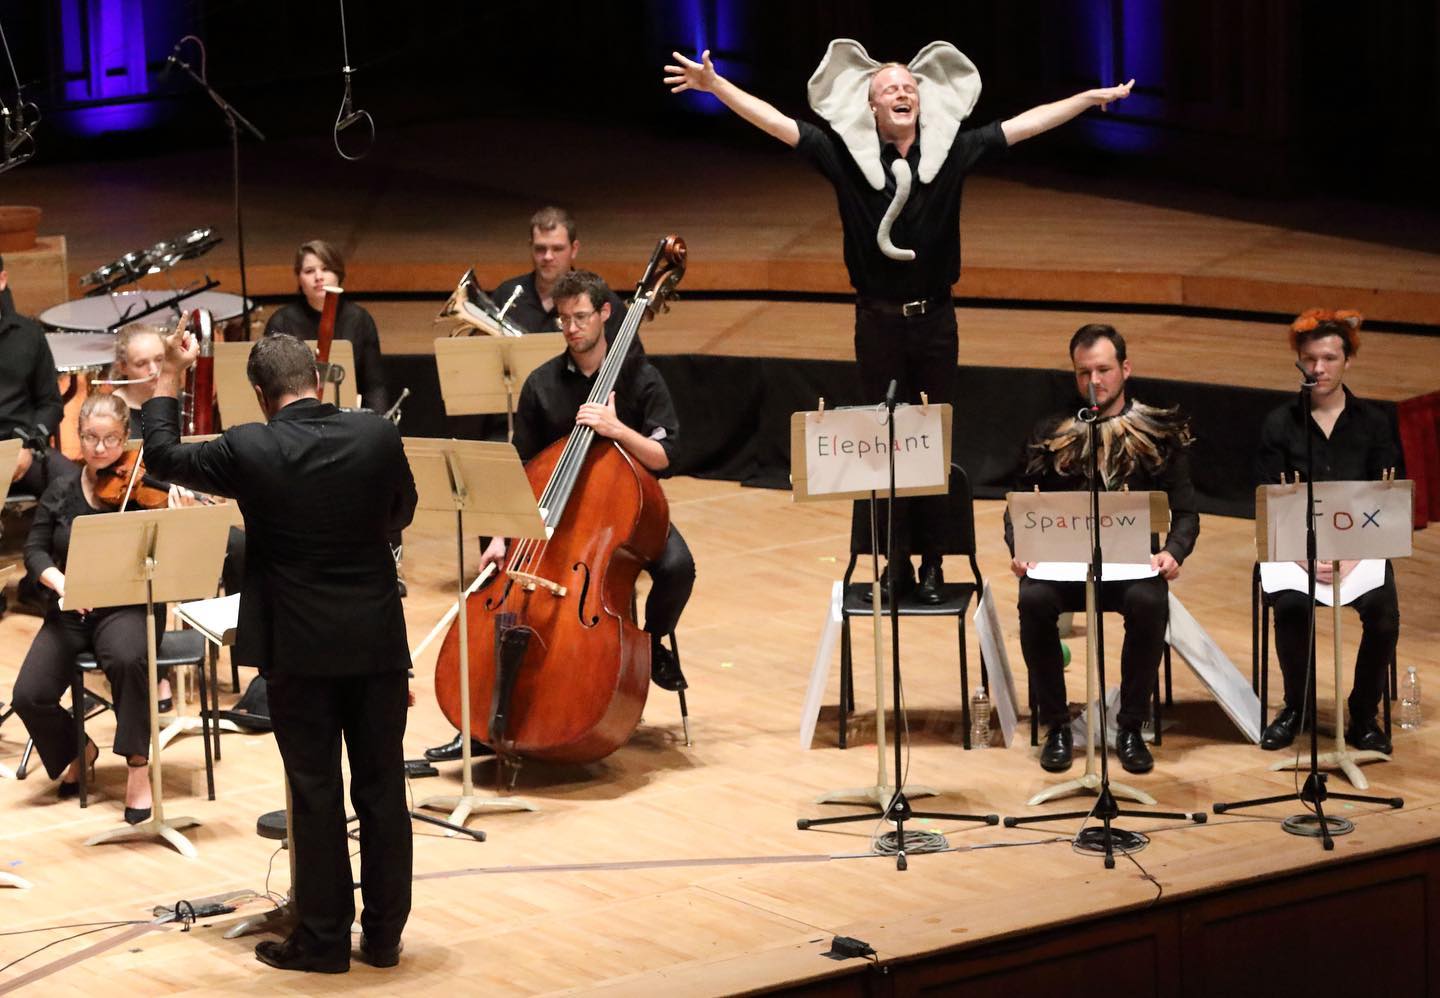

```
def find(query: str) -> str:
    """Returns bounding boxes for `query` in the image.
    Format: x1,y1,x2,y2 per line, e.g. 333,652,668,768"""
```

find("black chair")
1251,563,1396,740
65,629,215,807
837,463,985,749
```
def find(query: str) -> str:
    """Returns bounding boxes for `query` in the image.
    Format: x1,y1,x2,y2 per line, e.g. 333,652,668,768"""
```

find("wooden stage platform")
2,115,1440,993
2,481,1439,995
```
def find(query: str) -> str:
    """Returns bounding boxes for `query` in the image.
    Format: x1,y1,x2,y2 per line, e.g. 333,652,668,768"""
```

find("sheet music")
175,592,241,645
1026,561,1158,583
1259,559,1385,607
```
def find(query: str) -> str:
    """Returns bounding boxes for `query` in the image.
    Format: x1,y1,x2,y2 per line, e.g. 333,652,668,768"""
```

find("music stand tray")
403,437,548,832
433,334,564,439
63,504,233,857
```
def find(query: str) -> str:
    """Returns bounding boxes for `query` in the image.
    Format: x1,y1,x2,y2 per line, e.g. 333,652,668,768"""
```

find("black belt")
856,293,950,318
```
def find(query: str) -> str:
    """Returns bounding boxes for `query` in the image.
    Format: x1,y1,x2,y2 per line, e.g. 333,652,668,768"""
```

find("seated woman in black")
262,239,389,413
11,393,166,822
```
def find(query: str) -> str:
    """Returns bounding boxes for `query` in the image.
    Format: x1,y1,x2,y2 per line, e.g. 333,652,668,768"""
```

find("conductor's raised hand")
664,49,718,94
161,317,199,374
575,391,625,440
1090,78,1134,111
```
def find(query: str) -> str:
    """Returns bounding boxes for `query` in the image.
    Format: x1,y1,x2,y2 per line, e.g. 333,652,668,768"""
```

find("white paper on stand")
799,581,843,750
174,592,241,646
1027,562,1158,583
1259,559,1384,607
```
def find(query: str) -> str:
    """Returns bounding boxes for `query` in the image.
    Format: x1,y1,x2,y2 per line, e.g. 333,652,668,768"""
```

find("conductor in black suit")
142,332,418,974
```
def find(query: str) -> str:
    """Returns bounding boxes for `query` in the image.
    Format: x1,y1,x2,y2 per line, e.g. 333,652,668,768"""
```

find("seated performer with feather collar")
1003,324,1199,776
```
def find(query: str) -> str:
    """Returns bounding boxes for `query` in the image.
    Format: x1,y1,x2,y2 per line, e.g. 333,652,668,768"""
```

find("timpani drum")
45,332,117,459
40,290,251,334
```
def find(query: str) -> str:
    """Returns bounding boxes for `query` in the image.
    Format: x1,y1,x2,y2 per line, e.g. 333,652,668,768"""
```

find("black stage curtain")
384,354,1395,521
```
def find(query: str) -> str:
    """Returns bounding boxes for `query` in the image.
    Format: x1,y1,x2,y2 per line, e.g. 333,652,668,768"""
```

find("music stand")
434,334,564,440
404,437,548,832
789,397,997,867
63,504,233,857
213,339,358,427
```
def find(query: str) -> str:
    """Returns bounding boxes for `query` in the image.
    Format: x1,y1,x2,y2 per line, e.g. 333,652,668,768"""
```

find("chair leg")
958,618,971,750
1389,653,1398,702
838,618,852,750
1251,569,1261,695
72,671,88,809
1029,685,1038,748
665,633,691,748
1260,602,1271,731
207,645,223,764
195,660,216,801
1153,649,1165,747
1163,643,1174,708
17,737,35,780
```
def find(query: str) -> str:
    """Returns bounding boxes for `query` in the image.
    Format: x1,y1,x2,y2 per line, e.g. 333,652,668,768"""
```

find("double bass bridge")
506,569,567,597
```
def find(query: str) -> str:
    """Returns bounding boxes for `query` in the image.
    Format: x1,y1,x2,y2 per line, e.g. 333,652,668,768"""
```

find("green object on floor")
1061,641,1071,667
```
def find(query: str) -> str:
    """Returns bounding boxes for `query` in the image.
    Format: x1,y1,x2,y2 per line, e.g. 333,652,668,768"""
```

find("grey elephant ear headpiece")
807,39,981,261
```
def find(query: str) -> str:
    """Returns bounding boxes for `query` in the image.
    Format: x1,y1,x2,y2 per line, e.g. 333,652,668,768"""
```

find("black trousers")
266,668,411,956
1018,575,1169,731
1271,563,1399,723
641,526,695,638
853,299,958,562
12,605,164,779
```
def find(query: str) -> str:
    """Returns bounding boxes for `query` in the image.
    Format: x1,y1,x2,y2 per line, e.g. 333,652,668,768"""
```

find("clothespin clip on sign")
817,397,825,420
919,391,929,411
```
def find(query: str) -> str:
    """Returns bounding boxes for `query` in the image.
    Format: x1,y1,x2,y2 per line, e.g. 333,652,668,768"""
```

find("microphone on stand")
884,378,898,408
1294,360,1318,388
1079,379,1100,422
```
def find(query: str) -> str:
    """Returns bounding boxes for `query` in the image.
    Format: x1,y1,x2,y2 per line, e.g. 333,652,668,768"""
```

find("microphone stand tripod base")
813,783,936,807
1027,771,1156,808
0,763,16,781
85,814,200,858
1270,746,1390,791
0,870,32,889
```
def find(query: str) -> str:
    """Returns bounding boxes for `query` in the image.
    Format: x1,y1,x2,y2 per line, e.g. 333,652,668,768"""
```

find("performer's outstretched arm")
1001,79,1135,145
664,49,801,148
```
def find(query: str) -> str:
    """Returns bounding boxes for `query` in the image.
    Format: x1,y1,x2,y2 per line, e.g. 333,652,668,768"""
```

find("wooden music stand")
1007,490,1170,807
213,339,358,427
63,504,232,857
433,334,564,440
1258,478,1414,790
790,400,951,811
403,437,548,832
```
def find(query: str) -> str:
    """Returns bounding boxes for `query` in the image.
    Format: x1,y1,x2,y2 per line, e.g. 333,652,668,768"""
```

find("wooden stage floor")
2,479,1438,995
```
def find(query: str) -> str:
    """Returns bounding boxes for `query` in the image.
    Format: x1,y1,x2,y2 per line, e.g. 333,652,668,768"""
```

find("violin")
433,236,686,767
92,449,170,509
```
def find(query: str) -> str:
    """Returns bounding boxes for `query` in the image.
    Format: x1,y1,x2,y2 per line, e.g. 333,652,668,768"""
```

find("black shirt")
1004,399,1201,565
512,351,678,473
0,308,64,446
1256,386,1401,485
263,297,389,413
795,118,1008,300
491,271,640,353
24,467,140,616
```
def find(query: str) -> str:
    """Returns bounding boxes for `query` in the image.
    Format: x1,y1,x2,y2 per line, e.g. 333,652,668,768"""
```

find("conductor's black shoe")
357,936,403,968
255,937,349,974
1345,717,1392,755
423,733,495,763
1040,725,1073,772
914,561,946,604
650,639,687,692
1260,705,1305,750
859,560,916,604
1115,726,1154,774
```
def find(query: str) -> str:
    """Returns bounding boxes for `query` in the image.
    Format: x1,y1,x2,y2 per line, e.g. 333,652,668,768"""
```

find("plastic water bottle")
970,686,991,748
1400,667,1422,730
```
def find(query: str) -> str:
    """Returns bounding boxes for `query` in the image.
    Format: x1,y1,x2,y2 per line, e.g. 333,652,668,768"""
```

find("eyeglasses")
555,310,597,330
80,432,124,449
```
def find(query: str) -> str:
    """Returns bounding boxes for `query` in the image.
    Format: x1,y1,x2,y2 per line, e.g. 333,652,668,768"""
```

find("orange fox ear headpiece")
1288,308,1362,355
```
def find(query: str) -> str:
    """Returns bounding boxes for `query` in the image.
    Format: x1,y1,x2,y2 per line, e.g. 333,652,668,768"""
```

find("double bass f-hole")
571,562,600,627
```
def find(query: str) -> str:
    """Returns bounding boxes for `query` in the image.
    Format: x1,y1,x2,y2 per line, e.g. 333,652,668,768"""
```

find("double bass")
433,236,686,766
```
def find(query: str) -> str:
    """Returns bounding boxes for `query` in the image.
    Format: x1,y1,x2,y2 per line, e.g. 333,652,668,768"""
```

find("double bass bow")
432,235,686,768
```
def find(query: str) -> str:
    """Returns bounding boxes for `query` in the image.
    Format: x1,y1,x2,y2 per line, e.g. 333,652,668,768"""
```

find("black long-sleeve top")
1003,399,1201,564
1255,386,1401,485
24,469,142,616
0,309,64,447
263,297,389,413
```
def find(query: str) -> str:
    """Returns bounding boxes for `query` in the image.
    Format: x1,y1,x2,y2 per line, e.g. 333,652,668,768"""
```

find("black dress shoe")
124,806,152,825
1115,726,1154,774
358,936,403,968
914,561,946,605
1260,705,1305,751
255,937,349,974
157,697,174,714
650,640,687,692
423,733,496,763
1040,724,1073,772
859,560,915,604
1345,717,1392,755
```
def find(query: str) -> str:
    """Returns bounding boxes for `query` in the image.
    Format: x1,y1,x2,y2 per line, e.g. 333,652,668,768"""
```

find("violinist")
426,269,690,761
9,394,167,822
263,239,390,413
